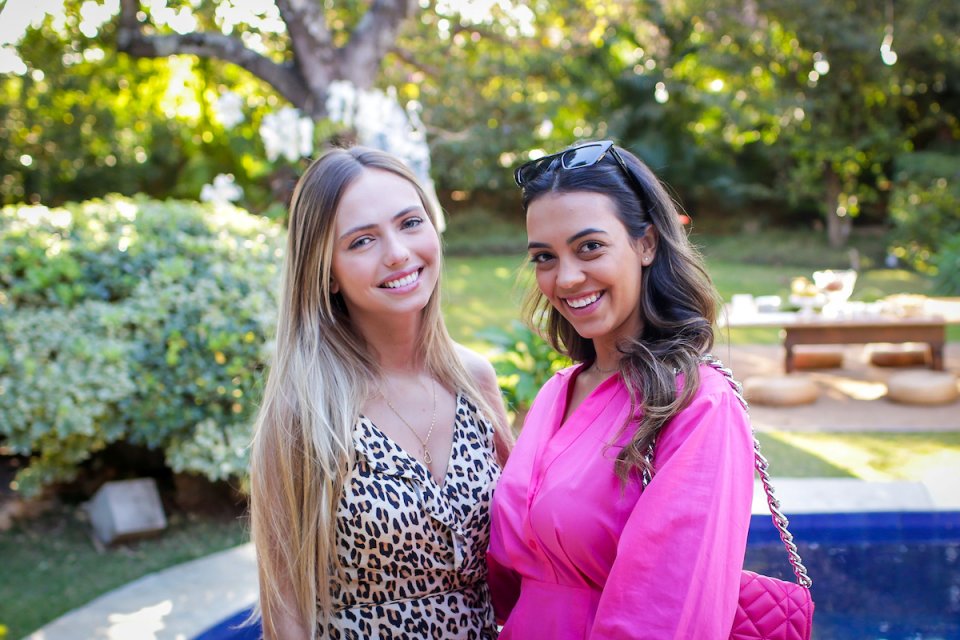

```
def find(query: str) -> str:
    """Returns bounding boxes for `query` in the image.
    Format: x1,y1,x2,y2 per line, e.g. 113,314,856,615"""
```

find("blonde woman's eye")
401,217,423,229
349,236,373,250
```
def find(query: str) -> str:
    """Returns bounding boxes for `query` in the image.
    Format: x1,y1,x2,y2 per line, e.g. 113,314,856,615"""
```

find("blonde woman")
250,147,511,639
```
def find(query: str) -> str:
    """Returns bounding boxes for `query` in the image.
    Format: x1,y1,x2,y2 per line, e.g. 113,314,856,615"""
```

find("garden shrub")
0,303,135,494
0,196,283,495
477,321,569,426
888,151,960,276
931,233,960,296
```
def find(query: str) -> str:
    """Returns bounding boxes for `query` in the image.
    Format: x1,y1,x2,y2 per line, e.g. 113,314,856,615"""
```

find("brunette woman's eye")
529,252,554,265
579,240,603,254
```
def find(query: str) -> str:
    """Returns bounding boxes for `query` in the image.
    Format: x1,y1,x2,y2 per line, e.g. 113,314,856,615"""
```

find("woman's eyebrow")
567,228,607,244
338,206,422,241
528,228,608,250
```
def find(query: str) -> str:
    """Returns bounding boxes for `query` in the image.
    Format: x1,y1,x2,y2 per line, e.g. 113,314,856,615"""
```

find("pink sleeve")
588,385,754,639
486,371,568,625
487,551,521,624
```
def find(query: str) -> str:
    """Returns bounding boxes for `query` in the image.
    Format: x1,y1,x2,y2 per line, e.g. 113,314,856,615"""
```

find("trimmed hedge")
0,196,283,495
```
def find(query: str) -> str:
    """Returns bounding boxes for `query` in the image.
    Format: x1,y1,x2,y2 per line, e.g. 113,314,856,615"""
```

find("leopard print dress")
327,392,501,639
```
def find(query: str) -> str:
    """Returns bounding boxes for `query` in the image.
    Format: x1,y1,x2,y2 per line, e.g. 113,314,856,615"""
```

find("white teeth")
567,292,602,308
383,271,419,289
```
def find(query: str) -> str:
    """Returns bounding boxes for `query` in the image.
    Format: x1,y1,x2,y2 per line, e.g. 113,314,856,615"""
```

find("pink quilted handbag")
647,356,815,640
731,570,814,640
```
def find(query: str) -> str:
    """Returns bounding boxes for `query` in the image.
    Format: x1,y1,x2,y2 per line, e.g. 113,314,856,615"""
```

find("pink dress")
488,363,754,639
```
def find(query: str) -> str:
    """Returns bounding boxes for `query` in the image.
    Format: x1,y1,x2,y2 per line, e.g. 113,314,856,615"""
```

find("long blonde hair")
250,146,509,637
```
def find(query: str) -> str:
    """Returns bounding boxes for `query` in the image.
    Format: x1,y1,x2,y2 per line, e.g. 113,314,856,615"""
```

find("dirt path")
714,343,960,433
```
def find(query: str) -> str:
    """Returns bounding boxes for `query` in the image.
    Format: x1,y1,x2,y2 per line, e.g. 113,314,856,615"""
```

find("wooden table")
720,310,948,373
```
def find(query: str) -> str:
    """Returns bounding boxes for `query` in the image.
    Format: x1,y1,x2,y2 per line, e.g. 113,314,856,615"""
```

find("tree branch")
275,0,332,51
341,0,418,88
116,0,313,111
390,47,442,79
273,0,336,98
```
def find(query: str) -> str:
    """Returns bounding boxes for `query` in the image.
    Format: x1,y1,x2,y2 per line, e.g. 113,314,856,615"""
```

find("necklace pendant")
423,449,433,465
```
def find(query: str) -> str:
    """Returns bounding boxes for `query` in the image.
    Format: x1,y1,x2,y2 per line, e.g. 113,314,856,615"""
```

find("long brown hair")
250,146,510,637
520,142,719,482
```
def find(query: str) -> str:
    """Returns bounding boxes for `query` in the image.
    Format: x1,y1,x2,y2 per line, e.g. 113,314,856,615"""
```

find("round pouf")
743,375,820,407
886,371,959,405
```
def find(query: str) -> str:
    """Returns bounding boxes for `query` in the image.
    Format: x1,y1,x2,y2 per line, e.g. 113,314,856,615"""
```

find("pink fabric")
488,363,755,639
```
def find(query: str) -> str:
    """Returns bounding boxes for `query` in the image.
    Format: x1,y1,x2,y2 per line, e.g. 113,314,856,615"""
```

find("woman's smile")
563,290,605,313
379,267,423,291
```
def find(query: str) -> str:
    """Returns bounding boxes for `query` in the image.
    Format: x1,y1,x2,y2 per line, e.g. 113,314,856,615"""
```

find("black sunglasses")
513,140,647,199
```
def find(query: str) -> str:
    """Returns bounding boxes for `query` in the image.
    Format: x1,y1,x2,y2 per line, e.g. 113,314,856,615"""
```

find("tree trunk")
116,0,418,118
824,165,851,249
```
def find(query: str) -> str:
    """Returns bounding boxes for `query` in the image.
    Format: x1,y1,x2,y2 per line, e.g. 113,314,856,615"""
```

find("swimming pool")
196,511,960,640
748,511,960,640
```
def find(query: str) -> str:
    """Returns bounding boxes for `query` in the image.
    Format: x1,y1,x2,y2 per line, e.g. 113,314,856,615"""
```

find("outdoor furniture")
782,316,946,373
793,350,845,370
743,375,820,406
886,371,959,405
721,308,950,373
868,345,931,368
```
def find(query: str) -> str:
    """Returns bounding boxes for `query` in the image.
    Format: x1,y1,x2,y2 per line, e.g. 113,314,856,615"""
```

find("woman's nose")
555,258,585,290
383,232,411,266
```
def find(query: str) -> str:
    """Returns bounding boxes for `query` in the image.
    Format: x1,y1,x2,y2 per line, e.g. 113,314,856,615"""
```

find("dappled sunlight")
104,600,172,639
905,450,960,485
771,432,895,481
821,377,888,401
765,431,960,483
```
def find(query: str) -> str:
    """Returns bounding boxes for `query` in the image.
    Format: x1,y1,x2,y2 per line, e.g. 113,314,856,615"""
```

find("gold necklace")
591,361,619,375
380,378,438,464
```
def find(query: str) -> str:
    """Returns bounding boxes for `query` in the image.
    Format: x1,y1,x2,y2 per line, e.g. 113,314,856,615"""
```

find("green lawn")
759,431,960,481
0,510,248,639
442,254,957,346
442,255,529,351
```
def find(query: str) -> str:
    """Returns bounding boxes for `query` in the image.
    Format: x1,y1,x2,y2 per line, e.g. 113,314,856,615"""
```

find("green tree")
2,0,420,207
603,1,959,246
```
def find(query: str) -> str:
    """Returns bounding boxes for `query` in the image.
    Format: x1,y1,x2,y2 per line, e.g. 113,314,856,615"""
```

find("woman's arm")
456,343,513,466
258,584,310,640
589,386,755,640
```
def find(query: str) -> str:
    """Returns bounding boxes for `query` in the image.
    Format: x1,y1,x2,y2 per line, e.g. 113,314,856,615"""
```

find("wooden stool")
793,350,844,370
869,345,930,368
743,375,820,407
886,371,959,405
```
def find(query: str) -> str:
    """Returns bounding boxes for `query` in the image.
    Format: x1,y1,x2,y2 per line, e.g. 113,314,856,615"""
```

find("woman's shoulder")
671,361,749,423
692,361,741,396
454,343,497,383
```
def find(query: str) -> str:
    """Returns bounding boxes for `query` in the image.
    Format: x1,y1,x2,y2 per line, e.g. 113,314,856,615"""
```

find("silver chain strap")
642,354,813,588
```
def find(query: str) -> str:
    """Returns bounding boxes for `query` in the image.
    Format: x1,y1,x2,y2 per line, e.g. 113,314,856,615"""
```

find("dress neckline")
359,391,463,488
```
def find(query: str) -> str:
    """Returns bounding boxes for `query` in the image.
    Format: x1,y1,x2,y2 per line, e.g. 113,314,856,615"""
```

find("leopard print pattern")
327,392,501,639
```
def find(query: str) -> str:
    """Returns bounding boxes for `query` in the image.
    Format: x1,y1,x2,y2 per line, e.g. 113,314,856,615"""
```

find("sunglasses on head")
513,140,647,199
